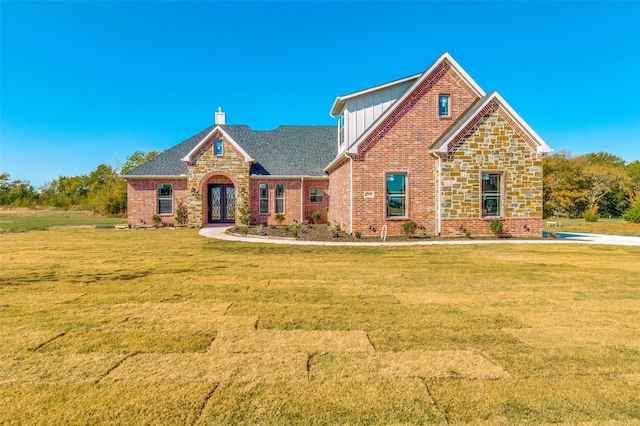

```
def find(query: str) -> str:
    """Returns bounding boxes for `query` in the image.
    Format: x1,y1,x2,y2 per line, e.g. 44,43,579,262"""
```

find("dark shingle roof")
123,124,336,177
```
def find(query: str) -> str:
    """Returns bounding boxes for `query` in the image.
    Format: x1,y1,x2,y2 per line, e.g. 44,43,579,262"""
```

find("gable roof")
182,126,254,163
335,52,485,159
329,73,421,117
122,125,336,178
122,125,215,178
430,91,552,155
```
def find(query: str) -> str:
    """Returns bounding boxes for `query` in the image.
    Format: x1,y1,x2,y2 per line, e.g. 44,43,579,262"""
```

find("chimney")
215,106,226,125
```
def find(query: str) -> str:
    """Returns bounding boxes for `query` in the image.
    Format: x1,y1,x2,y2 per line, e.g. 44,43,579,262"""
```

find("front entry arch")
208,183,236,224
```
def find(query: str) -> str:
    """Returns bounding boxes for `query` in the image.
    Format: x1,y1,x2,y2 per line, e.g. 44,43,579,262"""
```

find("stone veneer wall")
186,130,250,227
439,109,543,236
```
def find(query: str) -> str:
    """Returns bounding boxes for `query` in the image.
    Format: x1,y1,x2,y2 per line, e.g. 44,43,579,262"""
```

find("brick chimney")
215,106,226,125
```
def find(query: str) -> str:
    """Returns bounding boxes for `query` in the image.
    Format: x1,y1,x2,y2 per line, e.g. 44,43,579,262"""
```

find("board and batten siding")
341,81,413,151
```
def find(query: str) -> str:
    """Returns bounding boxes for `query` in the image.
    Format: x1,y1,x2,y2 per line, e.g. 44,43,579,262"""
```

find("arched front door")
207,183,236,224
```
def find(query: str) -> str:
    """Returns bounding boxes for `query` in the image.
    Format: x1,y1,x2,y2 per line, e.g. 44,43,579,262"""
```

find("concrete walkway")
199,226,640,247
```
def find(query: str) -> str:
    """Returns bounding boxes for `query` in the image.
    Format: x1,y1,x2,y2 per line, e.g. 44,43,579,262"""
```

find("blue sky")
2,1,639,187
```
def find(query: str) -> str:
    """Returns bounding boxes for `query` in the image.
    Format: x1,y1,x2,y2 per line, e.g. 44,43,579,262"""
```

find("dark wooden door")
208,184,236,224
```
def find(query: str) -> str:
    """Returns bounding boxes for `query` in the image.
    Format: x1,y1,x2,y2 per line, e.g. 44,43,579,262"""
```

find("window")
214,140,223,156
482,173,502,217
309,188,324,203
438,95,450,116
338,115,345,148
275,183,284,214
158,184,173,214
259,184,269,214
386,174,406,217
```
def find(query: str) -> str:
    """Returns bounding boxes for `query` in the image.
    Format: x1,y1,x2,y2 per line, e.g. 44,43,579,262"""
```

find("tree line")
543,152,640,221
0,151,158,216
2,150,640,222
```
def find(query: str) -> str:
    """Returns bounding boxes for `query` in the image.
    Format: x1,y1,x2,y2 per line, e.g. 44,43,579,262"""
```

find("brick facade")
249,179,329,225
347,65,480,236
126,54,549,236
127,179,187,226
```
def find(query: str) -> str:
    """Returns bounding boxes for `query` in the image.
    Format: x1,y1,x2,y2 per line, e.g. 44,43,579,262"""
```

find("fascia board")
181,126,255,163
346,52,485,154
323,153,350,173
329,73,422,116
492,92,552,154
249,175,329,180
430,92,552,154
120,175,188,180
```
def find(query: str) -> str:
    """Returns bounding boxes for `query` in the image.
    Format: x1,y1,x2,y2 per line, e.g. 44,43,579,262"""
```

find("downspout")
431,152,442,237
300,177,304,222
348,152,353,235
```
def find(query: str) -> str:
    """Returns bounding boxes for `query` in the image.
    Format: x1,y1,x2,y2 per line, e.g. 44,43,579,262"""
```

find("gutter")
348,152,353,235
120,174,187,180
300,177,304,222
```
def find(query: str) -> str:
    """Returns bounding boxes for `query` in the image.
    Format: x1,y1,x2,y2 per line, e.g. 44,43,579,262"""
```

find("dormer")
330,73,420,153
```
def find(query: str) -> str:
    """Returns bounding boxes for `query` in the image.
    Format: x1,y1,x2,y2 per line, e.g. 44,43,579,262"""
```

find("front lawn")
1,227,639,424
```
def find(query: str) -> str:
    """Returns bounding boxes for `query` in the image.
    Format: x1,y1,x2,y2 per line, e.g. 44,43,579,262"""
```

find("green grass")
545,217,640,237
1,227,639,424
0,208,126,233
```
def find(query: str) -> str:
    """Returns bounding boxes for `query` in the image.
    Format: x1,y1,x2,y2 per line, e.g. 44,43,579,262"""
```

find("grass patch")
0,227,639,423
0,208,125,233
546,217,640,237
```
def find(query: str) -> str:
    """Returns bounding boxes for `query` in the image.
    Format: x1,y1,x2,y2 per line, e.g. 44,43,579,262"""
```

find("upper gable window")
438,95,450,117
214,140,223,156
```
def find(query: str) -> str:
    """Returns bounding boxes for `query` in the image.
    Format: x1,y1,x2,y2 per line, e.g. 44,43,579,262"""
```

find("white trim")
249,175,328,180
345,52,485,155
431,92,552,154
275,182,285,215
323,153,349,173
329,73,421,116
181,125,254,163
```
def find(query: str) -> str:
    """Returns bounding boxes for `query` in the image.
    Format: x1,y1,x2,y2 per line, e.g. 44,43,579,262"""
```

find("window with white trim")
338,114,345,149
438,94,450,117
158,184,173,214
482,173,502,217
275,183,284,214
259,183,269,214
309,188,324,203
214,140,223,156
386,174,406,217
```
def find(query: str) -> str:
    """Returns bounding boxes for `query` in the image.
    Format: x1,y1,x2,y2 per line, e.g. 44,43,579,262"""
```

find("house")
123,52,551,237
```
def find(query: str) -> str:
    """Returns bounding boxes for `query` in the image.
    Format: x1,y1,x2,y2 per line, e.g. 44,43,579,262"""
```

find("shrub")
489,219,504,236
583,209,600,222
465,230,472,239
291,227,299,238
241,226,249,235
238,197,252,226
401,220,418,237
311,211,321,224
274,213,285,225
334,224,341,231
622,201,640,223
175,199,188,226
354,231,362,239
151,215,162,227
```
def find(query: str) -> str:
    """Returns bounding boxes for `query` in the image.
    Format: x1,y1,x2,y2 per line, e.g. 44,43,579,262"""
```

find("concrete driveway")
199,227,640,247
